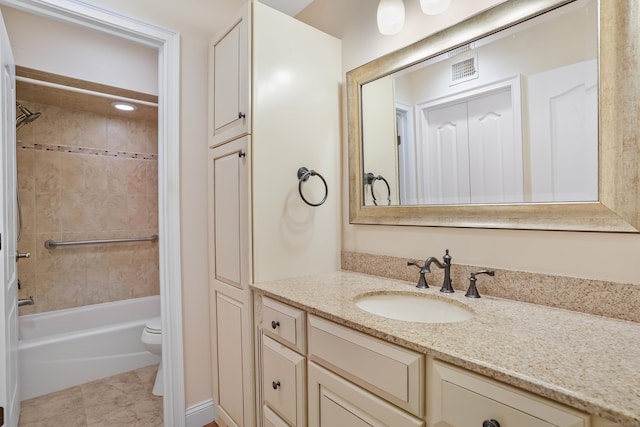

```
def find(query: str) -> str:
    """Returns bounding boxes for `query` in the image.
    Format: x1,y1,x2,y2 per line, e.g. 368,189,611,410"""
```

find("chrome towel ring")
365,172,391,206
297,167,328,207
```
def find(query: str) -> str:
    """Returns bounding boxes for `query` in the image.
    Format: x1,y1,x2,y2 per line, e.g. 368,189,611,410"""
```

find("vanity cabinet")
254,294,624,427
208,2,341,427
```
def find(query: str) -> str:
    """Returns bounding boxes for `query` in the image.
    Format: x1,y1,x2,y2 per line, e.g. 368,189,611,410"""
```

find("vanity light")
111,102,137,112
377,0,405,35
419,0,451,15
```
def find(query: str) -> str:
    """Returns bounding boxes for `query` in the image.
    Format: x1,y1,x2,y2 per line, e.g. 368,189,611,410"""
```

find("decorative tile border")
342,251,640,323
18,142,157,160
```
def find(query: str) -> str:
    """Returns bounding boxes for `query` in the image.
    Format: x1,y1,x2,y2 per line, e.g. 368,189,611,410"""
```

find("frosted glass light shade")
420,0,451,15
377,0,405,35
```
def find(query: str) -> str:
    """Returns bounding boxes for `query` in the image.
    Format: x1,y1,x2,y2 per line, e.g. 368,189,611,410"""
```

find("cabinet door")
209,137,250,291
308,362,424,427
208,137,253,427
214,292,250,427
210,3,250,146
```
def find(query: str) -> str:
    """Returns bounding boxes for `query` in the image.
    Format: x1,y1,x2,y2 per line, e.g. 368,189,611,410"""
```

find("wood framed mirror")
347,0,640,232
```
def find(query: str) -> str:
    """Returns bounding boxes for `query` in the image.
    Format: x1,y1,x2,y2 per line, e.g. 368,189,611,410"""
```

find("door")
418,81,523,205
420,101,470,205
0,10,18,427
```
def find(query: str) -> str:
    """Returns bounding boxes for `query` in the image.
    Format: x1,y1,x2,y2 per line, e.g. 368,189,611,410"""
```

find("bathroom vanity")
252,271,638,427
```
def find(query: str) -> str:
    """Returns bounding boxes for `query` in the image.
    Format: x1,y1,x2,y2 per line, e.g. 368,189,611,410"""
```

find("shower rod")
44,234,158,249
16,76,158,108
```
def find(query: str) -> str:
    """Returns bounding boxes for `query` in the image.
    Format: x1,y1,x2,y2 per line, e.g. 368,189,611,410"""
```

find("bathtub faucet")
18,296,34,307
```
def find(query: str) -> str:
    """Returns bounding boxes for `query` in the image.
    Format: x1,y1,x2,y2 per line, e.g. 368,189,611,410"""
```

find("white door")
420,101,470,205
418,84,523,205
0,10,19,427
467,87,523,204
527,60,598,202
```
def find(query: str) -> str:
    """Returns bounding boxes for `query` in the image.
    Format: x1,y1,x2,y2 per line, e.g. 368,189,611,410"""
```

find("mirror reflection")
361,0,598,207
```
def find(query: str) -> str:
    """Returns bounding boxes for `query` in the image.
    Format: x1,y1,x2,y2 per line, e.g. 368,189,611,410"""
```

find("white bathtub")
18,295,161,400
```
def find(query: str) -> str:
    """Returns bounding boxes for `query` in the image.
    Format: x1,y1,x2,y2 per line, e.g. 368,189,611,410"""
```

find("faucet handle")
465,270,495,298
407,261,429,289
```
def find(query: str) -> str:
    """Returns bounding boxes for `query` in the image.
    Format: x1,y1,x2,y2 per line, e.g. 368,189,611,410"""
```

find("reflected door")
419,86,523,204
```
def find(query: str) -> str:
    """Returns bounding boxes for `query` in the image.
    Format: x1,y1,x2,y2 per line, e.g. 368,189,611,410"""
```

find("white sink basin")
354,292,474,323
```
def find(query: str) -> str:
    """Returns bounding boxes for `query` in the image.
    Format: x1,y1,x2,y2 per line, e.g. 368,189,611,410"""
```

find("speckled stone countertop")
251,271,640,426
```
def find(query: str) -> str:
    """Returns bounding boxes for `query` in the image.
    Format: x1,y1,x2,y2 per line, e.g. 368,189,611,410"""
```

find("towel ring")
364,172,391,206
297,167,328,207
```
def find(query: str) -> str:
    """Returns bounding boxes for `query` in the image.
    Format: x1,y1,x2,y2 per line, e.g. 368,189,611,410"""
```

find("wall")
16,100,159,314
336,0,640,285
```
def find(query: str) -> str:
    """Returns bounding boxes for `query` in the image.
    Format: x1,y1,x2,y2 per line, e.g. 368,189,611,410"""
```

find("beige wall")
336,0,640,285
16,101,159,314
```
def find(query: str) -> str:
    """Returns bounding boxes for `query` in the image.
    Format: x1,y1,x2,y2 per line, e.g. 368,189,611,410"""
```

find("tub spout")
18,296,34,307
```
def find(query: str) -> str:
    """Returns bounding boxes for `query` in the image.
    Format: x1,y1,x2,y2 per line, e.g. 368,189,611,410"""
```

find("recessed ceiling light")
112,102,137,111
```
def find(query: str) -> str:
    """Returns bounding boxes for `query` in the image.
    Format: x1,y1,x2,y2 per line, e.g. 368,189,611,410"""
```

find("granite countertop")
251,270,640,427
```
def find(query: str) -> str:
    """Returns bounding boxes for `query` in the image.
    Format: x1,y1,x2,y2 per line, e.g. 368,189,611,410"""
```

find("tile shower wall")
16,101,159,314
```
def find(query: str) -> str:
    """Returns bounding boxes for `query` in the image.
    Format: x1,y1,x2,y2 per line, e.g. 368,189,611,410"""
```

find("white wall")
1,7,158,95
334,1,640,285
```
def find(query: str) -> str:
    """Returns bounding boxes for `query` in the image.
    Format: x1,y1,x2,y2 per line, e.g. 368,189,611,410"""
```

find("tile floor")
18,364,163,427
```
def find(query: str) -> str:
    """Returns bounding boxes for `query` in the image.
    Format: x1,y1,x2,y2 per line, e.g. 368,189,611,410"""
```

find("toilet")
141,317,163,396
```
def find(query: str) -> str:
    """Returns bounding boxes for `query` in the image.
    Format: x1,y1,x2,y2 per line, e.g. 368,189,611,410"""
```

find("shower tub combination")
18,295,161,400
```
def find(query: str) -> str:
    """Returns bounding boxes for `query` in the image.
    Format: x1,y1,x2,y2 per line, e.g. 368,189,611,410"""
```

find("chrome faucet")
408,249,453,292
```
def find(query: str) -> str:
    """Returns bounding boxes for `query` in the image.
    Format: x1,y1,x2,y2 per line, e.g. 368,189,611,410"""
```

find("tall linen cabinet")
207,3,342,427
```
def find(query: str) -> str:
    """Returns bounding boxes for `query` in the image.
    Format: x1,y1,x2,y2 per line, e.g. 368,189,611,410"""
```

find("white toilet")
141,317,163,396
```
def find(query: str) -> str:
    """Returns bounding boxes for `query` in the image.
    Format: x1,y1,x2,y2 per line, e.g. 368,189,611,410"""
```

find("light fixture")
420,0,451,15
377,0,405,35
111,101,137,112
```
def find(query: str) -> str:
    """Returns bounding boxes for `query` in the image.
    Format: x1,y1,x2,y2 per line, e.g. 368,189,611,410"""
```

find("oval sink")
354,292,474,323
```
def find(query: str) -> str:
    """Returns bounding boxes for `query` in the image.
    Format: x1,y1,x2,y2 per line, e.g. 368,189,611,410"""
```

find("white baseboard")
186,399,216,427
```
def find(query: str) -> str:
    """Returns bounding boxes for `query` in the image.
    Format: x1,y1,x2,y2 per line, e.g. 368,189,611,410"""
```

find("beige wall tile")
34,193,61,233
17,99,159,314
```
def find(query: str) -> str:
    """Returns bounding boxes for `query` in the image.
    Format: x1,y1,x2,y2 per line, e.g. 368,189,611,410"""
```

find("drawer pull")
482,420,500,427
271,320,280,329
272,380,281,390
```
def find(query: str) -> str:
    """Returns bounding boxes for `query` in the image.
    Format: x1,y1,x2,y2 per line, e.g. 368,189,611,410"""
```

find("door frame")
0,0,185,425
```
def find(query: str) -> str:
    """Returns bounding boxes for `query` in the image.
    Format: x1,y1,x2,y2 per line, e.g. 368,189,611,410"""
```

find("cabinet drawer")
428,359,589,427
307,315,424,417
262,335,306,427
308,362,424,427
263,296,305,353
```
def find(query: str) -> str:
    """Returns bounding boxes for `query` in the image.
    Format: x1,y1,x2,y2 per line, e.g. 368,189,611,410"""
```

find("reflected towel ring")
365,172,391,206
297,167,328,207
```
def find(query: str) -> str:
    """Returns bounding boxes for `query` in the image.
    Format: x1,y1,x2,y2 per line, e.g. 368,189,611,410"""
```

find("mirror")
348,0,640,232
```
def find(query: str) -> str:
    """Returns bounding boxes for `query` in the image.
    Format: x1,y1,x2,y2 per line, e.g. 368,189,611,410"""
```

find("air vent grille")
450,54,478,85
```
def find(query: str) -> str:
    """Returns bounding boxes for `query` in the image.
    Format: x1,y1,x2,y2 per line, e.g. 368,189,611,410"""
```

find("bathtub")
18,295,161,400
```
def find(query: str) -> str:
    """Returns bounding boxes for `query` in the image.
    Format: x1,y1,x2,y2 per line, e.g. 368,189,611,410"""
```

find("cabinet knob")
482,420,500,427
272,381,280,390
238,112,246,119
271,320,280,329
